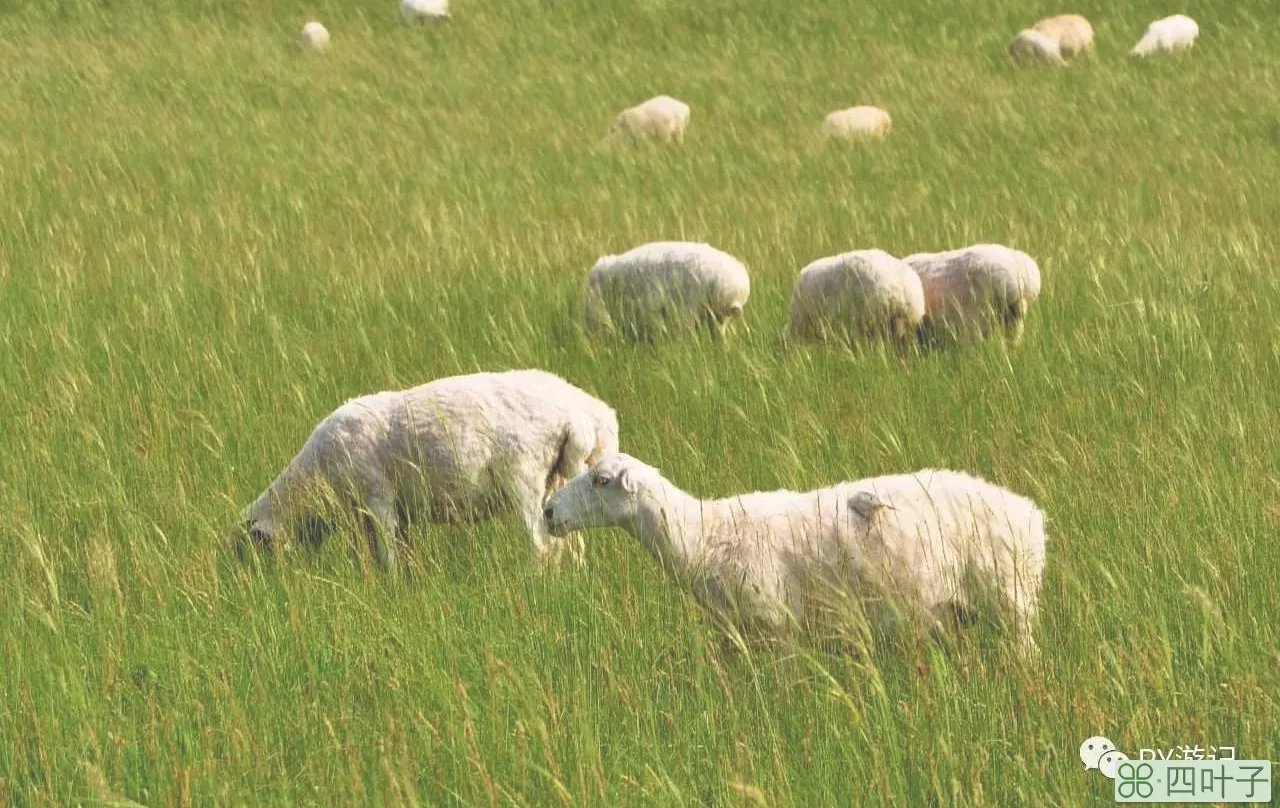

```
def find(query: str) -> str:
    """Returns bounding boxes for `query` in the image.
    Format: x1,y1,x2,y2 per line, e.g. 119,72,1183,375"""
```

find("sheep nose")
543,506,554,520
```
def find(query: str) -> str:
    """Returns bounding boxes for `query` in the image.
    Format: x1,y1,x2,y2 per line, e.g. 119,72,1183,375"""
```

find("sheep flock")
240,4,1212,659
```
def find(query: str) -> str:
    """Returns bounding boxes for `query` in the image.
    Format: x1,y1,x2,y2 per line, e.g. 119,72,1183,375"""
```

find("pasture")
2,0,1278,804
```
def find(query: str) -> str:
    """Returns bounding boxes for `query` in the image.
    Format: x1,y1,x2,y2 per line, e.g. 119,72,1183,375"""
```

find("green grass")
3,0,1279,804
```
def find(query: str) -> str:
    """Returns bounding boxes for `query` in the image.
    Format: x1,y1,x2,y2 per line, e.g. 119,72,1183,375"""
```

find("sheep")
1031,14,1094,60
584,241,750,341
1131,14,1199,57
238,370,619,571
543,454,1047,655
401,0,450,23
903,244,1042,344
606,96,691,144
822,106,892,141
1008,29,1067,66
298,21,331,51
784,249,925,348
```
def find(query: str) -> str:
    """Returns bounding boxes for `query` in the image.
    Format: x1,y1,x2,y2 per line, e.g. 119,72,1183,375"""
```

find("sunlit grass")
2,0,1278,804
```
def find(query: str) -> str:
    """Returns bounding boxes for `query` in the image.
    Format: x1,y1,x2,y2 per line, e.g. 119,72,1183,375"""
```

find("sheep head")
544,453,659,536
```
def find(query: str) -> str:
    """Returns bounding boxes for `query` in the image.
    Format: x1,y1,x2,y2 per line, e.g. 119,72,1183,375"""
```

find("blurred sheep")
822,106,892,140
607,96,691,144
1131,15,1198,57
585,241,750,341
784,249,925,348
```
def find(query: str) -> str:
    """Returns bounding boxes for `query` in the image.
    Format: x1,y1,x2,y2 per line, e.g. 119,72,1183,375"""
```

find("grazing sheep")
1131,14,1198,57
784,249,925,347
401,0,450,22
822,106,892,141
607,96,691,144
1032,14,1094,59
585,241,750,341
239,370,619,570
904,244,1042,344
543,454,1047,654
1008,29,1067,66
298,21,330,51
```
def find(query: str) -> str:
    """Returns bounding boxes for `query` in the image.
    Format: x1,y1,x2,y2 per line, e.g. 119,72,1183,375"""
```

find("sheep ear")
618,467,647,494
849,491,892,519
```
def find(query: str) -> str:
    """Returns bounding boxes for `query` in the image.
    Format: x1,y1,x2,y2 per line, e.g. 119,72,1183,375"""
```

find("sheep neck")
627,478,728,575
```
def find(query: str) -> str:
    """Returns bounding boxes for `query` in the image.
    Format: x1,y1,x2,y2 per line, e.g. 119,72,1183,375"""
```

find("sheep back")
1032,14,1094,59
244,370,618,534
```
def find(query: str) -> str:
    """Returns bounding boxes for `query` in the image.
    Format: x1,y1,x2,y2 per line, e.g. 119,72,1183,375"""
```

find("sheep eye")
594,474,612,487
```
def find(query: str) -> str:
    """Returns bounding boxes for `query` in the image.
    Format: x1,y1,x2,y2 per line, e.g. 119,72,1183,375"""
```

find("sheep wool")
585,241,750,341
299,21,330,51
784,249,925,346
238,370,619,570
1009,29,1067,66
1031,14,1094,59
822,106,892,140
607,96,691,144
401,0,449,22
904,243,1042,344
544,454,1048,654
1131,14,1199,57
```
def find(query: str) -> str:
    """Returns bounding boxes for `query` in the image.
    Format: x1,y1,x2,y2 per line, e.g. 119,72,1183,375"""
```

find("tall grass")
2,0,1278,804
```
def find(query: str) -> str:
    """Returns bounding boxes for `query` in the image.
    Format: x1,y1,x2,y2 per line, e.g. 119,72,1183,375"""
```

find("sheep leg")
1003,298,1028,341
705,310,725,341
1016,620,1040,659
1011,593,1041,660
361,496,402,572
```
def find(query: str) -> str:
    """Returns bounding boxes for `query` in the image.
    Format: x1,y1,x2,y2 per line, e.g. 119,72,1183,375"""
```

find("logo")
1081,736,1272,803
1081,736,1131,779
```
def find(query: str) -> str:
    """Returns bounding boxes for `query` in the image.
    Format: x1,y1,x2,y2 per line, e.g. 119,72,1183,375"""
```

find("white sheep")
585,241,750,341
606,96,691,144
822,106,892,141
298,21,331,51
784,249,925,347
1131,14,1199,57
1008,29,1067,66
239,370,619,570
1032,14,1094,60
401,0,450,23
903,244,1042,344
543,454,1047,654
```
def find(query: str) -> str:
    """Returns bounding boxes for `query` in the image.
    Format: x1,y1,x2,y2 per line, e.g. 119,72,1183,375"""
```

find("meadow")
2,0,1279,804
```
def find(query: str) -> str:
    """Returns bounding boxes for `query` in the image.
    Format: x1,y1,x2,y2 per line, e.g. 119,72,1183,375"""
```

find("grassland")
2,0,1279,804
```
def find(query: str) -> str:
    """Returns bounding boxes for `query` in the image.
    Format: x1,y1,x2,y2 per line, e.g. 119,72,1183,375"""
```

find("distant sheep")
822,106,892,141
607,96,691,144
585,241,750,341
784,249,925,347
238,370,619,570
1009,29,1067,66
904,244,1042,344
544,454,1047,654
1131,14,1198,57
299,21,330,51
401,0,450,22
1032,14,1094,59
